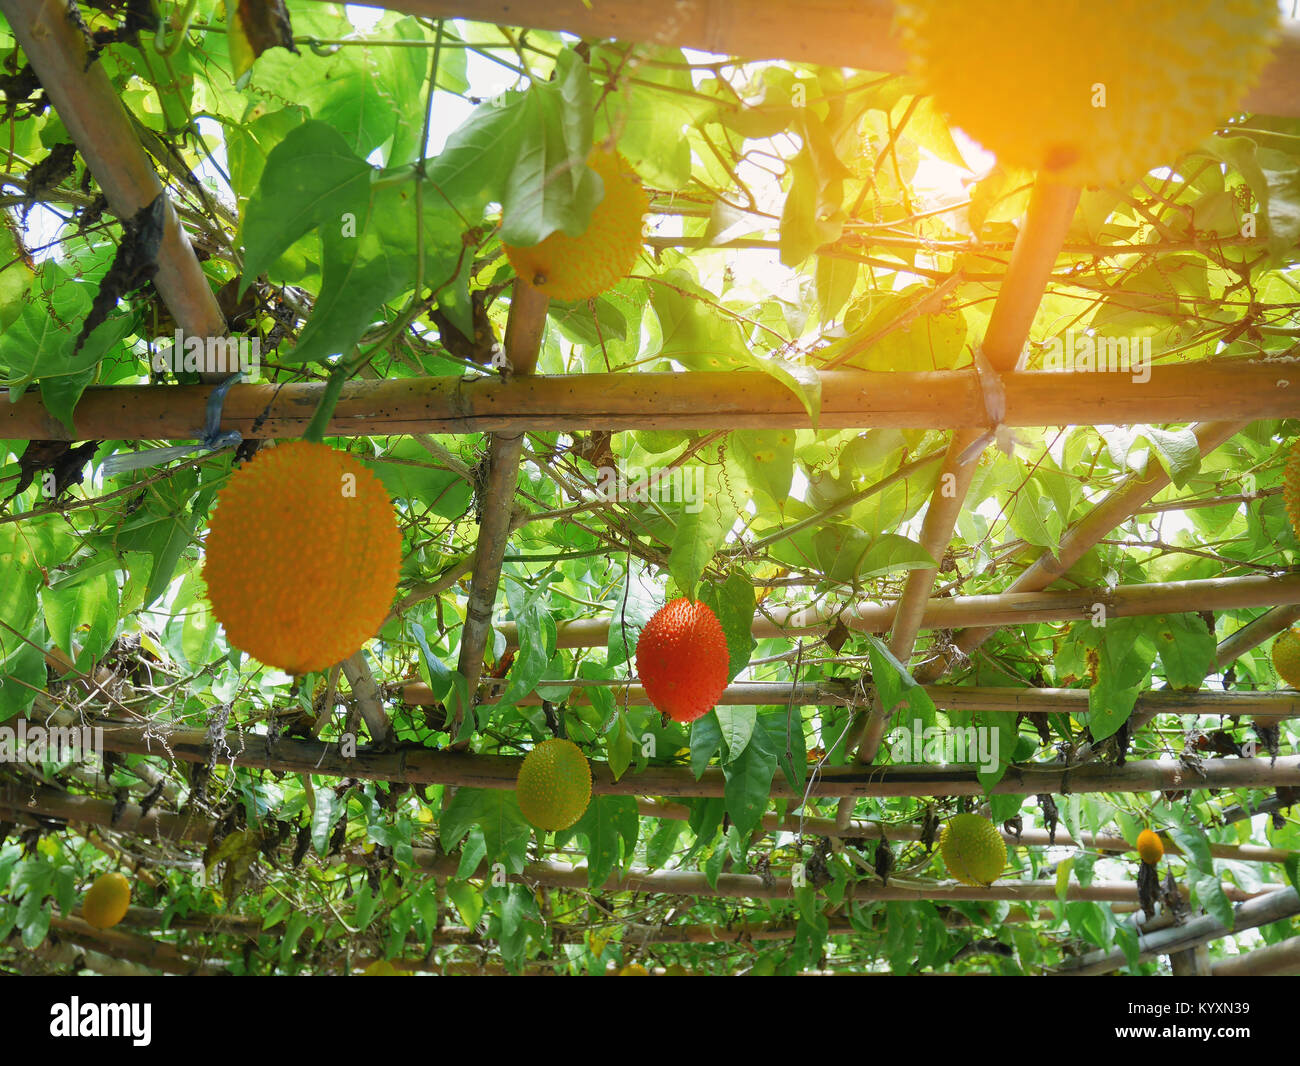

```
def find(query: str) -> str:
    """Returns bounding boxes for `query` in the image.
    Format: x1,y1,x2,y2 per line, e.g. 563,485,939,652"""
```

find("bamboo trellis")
1,0,1298,977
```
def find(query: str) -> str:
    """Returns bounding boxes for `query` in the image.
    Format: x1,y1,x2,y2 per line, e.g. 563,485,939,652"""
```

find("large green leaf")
698,573,755,682
498,48,598,247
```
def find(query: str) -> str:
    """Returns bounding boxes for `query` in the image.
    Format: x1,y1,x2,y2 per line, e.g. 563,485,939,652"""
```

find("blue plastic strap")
100,373,245,478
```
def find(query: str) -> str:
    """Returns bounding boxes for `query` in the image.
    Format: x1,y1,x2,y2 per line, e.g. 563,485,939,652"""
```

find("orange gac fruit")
502,148,648,302
82,871,131,930
1136,829,1165,865
202,441,402,676
635,598,730,724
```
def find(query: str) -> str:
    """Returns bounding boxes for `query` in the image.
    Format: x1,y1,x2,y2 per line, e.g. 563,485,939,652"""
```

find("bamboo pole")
0,0,230,371
1050,887,1300,976
1216,604,1300,670
47,915,227,976
454,282,548,731
493,573,1300,650
297,0,1300,119
0,786,211,844
914,419,1251,685
4,785,1291,863
1210,935,1300,976
84,722,1300,797
2,364,1297,441
397,847,1287,904
854,182,1082,770
414,678,1300,717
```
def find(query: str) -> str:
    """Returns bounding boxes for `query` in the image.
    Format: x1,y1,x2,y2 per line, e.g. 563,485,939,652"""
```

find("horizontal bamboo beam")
2,364,1298,441
637,799,1296,864
87,721,1300,798
397,847,1287,904
441,679,1300,717
302,0,1300,119
1211,935,1300,976
496,573,1300,650
7,785,1289,864
47,914,226,976
1052,887,1300,976
0,786,211,844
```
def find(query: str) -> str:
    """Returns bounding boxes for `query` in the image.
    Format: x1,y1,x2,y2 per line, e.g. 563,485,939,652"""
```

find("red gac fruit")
636,598,730,723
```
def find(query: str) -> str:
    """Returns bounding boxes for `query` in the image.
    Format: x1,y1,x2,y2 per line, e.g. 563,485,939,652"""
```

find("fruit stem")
302,363,349,444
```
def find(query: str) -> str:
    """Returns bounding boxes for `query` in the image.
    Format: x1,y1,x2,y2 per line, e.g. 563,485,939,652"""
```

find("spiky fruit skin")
202,441,402,676
1136,829,1164,865
1285,440,1300,543
503,149,648,302
1271,627,1300,689
939,814,1006,887
82,872,131,930
618,964,649,976
516,738,592,831
636,598,730,724
895,0,1278,187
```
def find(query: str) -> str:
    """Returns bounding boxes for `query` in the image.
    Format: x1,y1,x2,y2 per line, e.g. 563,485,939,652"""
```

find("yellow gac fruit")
1272,627,1300,689
201,441,402,676
1284,439,1300,542
1136,829,1165,865
895,0,1279,188
360,960,407,976
503,148,648,302
939,813,1007,887
515,738,592,831
82,871,131,930
618,963,649,976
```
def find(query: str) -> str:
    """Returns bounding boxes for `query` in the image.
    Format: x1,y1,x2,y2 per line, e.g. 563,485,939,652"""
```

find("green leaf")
498,48,598,246
778,111,849,265
645,818,684,869
279,912,310,967
866,634,936,740
731,430,796,505
240,120,373,289
1167,825,1214,875
0,261,132,410
593,45,706,190
1139,427,1202,488
19,895,50,950
1191,869,1234,931
572,795,638,889
352,880,377,932
1055,857,1075,903
606,571,657,670
310,789,344,856
698,572,756,682
607,711,636,781
1149,613,1216,690
774,703,807,793
689,711,723,778
715,706,757,763
440,788,531,874
668,464,738,596
445,880,482,928
493,579,554,707
722,711,780,837
363,440,472,517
